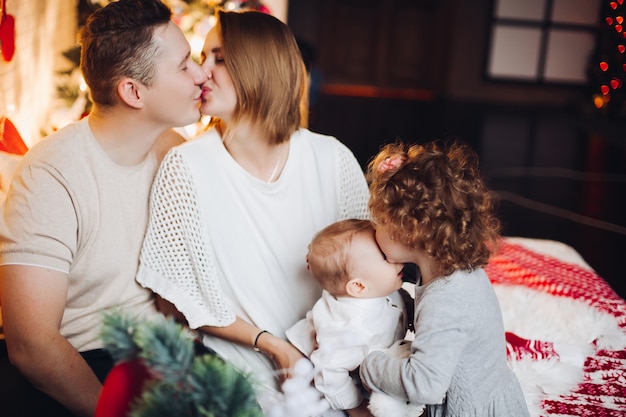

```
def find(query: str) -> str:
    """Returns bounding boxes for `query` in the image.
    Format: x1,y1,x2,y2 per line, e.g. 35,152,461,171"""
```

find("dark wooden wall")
317,0,449,93
288,0,588,107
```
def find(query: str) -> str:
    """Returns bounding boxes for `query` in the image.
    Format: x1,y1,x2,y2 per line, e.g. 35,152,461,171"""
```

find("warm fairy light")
601,84,610,95
592,93,611,109
189,34,205,60
607,16,614,25
610,78,623,89
611,2,618,10
180,115,212,140
600,61,609,71
618,16,624,23
619,45,626,53
593,94,605,108
224,1,239,10
617,24,623,32
79,77,88,92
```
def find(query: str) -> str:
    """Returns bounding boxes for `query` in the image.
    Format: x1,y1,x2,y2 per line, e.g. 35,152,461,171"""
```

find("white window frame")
486,0,601,85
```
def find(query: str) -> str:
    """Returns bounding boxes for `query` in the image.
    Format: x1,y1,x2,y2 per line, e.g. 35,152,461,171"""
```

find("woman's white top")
137,128,369,400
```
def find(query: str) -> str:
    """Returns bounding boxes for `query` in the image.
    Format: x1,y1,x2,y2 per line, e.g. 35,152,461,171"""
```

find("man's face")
141,21,207,128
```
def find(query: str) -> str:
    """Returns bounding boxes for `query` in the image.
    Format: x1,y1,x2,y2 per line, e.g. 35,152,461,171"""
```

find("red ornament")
0,0,16,62
600,61,609,71
619,45,626,53
95,360,152,417
601,85,610,95
0,116,28,155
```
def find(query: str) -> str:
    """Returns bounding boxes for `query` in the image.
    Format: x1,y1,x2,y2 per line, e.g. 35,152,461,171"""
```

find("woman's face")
199,26,237,120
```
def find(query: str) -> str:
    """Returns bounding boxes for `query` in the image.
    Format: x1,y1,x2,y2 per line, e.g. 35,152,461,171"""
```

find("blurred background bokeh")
1,0,624,298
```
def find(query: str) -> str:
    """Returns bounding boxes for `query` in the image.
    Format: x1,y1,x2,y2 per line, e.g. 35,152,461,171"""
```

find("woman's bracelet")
253,330,271,352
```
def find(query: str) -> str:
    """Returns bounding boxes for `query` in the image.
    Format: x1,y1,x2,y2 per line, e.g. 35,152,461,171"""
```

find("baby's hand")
387,339,412,358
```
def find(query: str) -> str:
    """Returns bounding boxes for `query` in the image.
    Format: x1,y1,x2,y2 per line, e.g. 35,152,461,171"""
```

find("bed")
485,237,626,417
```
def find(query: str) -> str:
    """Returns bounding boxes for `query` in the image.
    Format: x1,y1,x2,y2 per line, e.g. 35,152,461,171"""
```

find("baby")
286,219,414,416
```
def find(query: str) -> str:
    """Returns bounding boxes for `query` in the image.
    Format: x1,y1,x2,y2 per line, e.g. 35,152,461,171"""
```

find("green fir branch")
100,311,263,417
100,311,141,363
134,315,195,380
189,354,263,417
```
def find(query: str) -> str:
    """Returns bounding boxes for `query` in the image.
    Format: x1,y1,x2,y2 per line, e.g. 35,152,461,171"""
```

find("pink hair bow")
377,155,405,173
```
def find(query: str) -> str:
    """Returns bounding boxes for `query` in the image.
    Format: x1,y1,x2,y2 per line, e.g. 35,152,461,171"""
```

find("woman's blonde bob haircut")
213,9,309,144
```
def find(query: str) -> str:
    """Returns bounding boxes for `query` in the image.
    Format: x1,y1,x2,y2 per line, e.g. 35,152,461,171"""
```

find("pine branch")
100,310,141,363
100,311,263,417
134,315,195,380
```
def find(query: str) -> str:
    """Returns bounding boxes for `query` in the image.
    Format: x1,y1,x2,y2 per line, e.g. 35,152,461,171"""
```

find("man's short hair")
79,0,172,107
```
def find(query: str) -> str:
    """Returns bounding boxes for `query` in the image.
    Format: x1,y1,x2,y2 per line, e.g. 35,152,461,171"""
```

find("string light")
594,0,626,118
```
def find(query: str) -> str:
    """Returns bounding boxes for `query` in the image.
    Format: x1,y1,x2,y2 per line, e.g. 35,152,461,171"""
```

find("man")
0,1,207,416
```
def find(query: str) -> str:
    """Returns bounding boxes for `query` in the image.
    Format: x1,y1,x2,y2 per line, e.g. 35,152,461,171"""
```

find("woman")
136,9,370,410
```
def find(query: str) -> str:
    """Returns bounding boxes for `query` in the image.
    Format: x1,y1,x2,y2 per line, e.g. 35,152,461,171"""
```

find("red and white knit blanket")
486,241,626,417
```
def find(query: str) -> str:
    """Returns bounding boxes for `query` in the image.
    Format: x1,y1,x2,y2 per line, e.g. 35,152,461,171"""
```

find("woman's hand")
255,332,306,382
198,317,306,382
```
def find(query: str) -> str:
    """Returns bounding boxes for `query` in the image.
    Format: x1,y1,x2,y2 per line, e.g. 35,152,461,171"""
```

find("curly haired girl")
360,140,529,416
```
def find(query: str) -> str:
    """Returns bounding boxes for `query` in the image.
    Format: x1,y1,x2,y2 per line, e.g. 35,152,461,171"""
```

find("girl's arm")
360,285,469,405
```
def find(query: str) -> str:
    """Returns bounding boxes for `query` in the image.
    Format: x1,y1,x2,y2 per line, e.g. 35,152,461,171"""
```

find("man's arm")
0,265,103,417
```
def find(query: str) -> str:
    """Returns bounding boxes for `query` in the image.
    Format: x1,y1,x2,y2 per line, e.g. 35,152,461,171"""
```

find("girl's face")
199,26,237,120
375,225,416,264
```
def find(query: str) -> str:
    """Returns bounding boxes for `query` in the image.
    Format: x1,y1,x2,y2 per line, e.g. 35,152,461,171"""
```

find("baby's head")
306,219,404,298
367,140,501,277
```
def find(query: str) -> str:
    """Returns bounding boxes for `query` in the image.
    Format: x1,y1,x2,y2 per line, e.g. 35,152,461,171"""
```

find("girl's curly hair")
367,140,501,277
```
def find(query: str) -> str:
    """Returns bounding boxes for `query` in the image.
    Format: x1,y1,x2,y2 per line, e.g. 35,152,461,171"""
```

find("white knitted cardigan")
137,128,370,330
